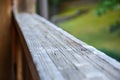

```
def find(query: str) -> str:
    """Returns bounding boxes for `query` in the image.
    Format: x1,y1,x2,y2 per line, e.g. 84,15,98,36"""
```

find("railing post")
0,0,12,80
15,0,35,13
37,0,49,19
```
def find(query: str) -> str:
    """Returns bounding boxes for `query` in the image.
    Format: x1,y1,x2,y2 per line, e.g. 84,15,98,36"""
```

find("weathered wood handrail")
13,10,120,80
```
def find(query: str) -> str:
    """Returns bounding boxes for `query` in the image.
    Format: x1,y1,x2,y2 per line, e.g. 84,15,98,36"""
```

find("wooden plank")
33,14,120,70
14,12,120,80
32,14,120,79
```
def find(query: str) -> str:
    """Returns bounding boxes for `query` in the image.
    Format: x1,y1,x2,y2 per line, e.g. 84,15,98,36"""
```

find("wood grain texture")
14,12,120,80
0,0,12,80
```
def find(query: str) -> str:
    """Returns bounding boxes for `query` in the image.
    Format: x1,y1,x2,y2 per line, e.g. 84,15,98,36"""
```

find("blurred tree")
49,0,70,17
109,21,120,34
96,0,120,15
49,0,60,16
96,0,120,33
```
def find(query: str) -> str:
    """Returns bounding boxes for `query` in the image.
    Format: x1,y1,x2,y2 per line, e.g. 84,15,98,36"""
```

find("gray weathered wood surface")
14,12,120,80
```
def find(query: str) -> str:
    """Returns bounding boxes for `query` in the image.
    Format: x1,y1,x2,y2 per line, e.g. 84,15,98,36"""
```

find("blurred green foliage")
109,21,120,34
49,0,71,16
57,4,120,61
96,0,120,34
49,0,70,5
49,0,60,5
96,0,120,16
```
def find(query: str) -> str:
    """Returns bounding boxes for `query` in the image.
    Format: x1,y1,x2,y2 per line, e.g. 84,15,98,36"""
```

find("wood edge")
13,11,40,80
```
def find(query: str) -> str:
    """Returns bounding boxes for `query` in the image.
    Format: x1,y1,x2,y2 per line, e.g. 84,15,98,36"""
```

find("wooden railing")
12,9,120,80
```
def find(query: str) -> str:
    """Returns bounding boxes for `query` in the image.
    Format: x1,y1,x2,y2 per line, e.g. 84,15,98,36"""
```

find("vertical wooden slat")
17,39,23,80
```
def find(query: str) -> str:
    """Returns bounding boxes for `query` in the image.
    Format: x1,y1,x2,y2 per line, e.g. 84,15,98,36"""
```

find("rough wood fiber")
14,12,120,80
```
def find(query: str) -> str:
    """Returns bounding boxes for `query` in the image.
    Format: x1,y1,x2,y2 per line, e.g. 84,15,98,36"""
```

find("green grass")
57,4,120,61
